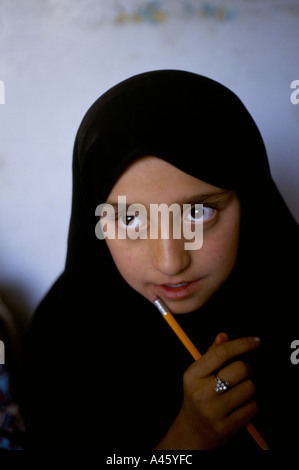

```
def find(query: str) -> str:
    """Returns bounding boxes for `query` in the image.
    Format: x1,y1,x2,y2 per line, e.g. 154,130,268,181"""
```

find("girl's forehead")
106,156,228,204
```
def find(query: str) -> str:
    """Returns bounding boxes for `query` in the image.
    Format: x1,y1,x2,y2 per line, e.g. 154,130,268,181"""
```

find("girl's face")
104,156,241,314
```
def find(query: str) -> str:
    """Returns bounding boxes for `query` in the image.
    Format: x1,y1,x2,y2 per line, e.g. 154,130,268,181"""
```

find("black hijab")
21,70,298,449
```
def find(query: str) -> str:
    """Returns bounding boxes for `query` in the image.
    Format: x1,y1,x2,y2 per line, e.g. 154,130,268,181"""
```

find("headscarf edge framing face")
77,69,271,205
65,69,297,285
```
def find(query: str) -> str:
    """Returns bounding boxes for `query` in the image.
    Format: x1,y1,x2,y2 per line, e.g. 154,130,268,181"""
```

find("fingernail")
254,337,262,345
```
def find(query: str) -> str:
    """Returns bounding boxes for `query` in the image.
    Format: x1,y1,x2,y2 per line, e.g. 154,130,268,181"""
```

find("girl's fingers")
223,399,259,436
209,332,229,349
216,360,253,389
216,379,257,417
192,336,261,379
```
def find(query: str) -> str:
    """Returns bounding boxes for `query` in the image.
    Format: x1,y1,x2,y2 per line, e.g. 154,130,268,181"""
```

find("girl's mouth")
154,280,200,300
165,283,189,288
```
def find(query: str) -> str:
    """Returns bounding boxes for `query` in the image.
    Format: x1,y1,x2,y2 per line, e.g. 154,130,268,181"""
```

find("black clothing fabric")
21,70,298,449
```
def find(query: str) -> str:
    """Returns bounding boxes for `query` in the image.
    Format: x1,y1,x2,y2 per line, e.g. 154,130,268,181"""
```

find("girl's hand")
156,334,261,449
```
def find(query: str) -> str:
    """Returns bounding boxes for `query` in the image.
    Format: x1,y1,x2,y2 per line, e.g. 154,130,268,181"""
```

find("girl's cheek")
201,227,239,273
105,240,145,282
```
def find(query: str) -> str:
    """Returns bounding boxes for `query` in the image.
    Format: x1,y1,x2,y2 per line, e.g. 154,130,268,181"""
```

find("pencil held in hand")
152,295,269,450
152,295,201,360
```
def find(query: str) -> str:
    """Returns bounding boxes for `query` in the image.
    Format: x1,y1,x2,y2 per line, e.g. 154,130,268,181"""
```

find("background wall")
0,0,298,330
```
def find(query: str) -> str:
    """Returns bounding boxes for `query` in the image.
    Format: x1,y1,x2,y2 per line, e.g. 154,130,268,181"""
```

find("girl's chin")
151,294,208,315
165,299,204,314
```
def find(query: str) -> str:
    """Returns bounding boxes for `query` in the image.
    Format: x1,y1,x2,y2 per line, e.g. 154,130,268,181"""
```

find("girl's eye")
186,205,216,223
118,213,145,230
121,215,135,227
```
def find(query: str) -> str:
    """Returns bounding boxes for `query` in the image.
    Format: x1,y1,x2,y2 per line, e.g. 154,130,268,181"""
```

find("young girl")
21,70,298,449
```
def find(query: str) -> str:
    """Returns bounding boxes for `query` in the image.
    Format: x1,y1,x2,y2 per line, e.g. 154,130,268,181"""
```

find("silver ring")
214,374,230,393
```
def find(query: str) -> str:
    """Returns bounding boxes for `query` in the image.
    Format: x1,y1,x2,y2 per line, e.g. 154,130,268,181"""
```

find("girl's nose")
151,237,191,277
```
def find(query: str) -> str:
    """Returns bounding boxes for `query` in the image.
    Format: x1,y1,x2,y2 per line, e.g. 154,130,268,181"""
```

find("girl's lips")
154,280,200,300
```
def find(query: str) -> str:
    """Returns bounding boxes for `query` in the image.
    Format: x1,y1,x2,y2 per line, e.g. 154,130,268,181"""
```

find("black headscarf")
21,70,298,449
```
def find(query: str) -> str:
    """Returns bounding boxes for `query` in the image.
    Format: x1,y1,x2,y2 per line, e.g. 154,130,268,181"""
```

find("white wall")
0,0,298,327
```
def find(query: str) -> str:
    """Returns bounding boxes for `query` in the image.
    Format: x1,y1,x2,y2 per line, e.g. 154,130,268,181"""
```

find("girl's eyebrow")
105,189,231,209
177,189,232,206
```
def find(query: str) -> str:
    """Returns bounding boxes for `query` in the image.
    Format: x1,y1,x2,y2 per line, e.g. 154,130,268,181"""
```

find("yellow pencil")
152,295,270,450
